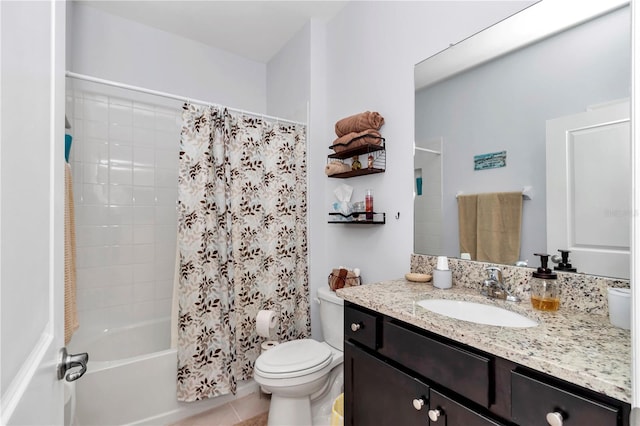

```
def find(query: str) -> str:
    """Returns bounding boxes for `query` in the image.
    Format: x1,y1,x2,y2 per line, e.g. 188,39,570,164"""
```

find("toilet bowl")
253,286,344,426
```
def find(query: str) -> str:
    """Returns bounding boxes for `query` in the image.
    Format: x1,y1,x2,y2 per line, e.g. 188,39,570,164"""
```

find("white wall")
68,2,267,113
319,1,532,286
266,22,310,123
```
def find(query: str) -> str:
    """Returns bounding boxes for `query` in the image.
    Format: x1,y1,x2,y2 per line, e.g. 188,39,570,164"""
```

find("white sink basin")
416,299,538,328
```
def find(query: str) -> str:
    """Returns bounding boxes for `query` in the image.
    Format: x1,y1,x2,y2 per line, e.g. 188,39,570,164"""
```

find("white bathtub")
69,318,258,426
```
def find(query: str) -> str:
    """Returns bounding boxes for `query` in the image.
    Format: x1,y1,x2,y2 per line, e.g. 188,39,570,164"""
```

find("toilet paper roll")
261,340,280,354
256,309,278,338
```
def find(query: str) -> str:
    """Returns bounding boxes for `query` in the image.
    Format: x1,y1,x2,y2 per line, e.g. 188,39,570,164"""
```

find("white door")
546,100,630,279
1,1,67,424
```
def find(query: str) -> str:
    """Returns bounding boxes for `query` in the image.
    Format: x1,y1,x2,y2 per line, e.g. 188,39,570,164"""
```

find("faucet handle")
484,266,502,281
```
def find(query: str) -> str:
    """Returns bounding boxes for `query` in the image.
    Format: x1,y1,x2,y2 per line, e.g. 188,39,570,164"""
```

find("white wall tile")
155,149,178,169
83,140,109,164
109,224,133,245
109,103,133,126
155,205,176,225
102,284,133,307
109,184,133,205
109,96,133,108
82,183,108,205
71,88,179,329
108,205,133,225
155,130,179,148
133,206,156,225
133,263,155,282
133,108,155,129
83,163,109,184
109,264,134,285
134,127,155,146
109,144,133,167
109,164,133,185
155,279,174,300
133,146,155,167
85,120,109,140
156,225,177,244
155,244,175,265
76,205,109,226
155,112,178,132
77,245,111,269
109,123,133,144
76,225,110,247
133,225,155,244
133,186,156,205
133,166,155,186
133,244,155,264
154,300,173,318
110,245,134,265
84,99,109,122
155,167,177,187
133,282,155,302
156,188,177,206
76,266,110,288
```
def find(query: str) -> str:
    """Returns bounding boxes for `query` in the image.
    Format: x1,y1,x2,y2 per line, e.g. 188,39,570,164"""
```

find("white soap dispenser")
433,256,452,289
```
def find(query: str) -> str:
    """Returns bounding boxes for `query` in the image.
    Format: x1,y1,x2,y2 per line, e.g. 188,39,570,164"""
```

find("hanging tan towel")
457,194,478,260
335,111,385,137
64,163,79,344
476,192,523,264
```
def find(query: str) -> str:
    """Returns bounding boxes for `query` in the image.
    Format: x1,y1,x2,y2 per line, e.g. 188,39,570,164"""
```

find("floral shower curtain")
176,104,309,402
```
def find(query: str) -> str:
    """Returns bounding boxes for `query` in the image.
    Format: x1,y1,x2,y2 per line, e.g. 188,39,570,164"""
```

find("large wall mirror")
414,0,631,279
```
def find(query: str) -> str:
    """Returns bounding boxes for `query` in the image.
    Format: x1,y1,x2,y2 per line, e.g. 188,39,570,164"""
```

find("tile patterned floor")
170,392,270,426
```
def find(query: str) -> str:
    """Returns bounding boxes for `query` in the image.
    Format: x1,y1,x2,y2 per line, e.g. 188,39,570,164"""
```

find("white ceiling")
77,1,349,63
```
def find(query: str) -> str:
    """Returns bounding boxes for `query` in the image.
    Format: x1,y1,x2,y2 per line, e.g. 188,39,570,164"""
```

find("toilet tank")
317,286,344,351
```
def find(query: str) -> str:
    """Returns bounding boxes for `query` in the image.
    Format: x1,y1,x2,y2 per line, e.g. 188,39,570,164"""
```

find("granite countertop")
336,279,632,403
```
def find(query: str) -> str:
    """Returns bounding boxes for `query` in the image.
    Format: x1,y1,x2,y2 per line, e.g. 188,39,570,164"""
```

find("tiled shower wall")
66,86,181,331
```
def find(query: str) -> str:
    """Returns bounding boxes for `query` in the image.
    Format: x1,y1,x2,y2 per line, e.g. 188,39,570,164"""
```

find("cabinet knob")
351,323,361,332
412,398,425,410
546,411,563,426
428,409,442,422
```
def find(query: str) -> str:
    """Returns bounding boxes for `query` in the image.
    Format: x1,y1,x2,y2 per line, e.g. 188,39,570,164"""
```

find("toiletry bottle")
530,253,560,311
365,189,373,220
351,156,361,170
433,256,452,289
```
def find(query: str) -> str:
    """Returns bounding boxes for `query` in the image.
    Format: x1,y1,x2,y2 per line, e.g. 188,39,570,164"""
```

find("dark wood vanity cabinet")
429,388,507,426
344,341,430,425
344,302,630,426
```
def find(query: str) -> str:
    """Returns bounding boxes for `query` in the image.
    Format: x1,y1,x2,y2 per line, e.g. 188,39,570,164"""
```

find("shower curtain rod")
65,71,307,126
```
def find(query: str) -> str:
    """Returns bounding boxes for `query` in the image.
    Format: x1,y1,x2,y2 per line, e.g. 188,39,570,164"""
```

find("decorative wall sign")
474,150,506,170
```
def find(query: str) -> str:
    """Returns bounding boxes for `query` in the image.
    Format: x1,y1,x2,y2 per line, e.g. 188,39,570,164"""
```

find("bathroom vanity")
337,280,631,426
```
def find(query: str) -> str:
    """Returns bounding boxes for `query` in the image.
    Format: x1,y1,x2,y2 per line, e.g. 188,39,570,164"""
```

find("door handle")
57,347,89,382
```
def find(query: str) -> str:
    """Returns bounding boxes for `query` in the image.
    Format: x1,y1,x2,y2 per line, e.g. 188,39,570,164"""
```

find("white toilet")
253,286,344,426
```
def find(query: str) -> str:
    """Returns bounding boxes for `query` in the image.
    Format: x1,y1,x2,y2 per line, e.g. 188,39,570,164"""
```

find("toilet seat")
254,339,332,379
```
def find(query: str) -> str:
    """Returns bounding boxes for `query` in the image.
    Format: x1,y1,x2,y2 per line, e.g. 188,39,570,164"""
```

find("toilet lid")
255,339,332,378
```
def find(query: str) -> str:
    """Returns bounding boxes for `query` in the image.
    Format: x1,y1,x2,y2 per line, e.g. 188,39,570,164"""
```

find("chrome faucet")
481,266,520,302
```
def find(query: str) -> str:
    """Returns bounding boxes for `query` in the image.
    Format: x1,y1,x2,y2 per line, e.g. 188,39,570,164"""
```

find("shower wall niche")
66,81,182,332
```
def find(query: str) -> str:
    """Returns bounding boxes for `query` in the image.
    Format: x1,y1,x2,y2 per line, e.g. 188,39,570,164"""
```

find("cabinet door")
344,341,429,426
428,389,506,426
511,370,621,426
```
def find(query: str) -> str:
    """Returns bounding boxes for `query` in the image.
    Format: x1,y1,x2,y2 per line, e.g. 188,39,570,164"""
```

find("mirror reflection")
414,3,631,278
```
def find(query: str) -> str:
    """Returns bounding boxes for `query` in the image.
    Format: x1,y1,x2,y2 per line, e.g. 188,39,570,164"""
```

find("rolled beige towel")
325,160,352,176
335,111,384,137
